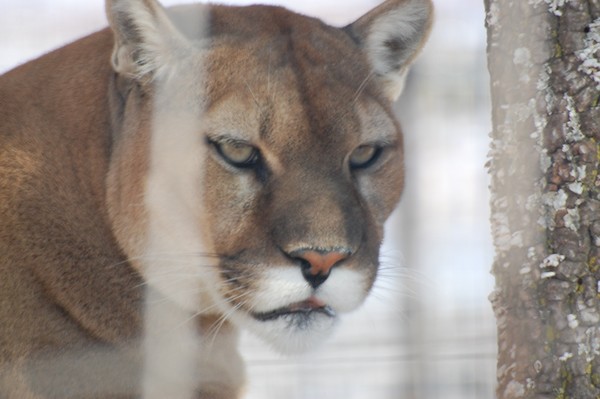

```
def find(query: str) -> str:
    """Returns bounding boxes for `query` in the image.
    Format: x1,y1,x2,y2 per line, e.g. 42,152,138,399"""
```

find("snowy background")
0,0,496,398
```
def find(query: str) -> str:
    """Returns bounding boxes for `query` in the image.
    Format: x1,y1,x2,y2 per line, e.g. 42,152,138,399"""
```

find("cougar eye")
212,140,260,168
349,144,383,170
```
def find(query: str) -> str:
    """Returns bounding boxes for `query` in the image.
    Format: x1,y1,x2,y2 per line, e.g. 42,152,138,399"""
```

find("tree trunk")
485,0,600,397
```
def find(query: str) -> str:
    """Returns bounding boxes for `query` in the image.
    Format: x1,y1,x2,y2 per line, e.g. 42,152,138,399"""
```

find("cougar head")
105,0,433,353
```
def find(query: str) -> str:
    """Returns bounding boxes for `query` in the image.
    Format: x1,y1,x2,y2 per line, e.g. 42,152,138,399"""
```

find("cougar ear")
347,0,434,101
105,0,189,80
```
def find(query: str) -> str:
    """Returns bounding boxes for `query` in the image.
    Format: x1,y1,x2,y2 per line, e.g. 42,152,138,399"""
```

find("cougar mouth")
252,297,336,322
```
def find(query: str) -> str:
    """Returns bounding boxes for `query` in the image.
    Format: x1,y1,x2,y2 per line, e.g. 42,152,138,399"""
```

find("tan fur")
0,1,432,398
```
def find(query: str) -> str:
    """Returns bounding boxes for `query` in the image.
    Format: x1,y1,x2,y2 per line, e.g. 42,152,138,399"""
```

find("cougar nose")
291,249,350,289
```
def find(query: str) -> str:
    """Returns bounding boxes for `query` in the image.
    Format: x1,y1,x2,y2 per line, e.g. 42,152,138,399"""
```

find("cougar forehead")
204,10,402,180
203,5,391,131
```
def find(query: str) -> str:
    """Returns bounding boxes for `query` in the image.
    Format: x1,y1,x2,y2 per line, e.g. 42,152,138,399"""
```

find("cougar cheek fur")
0,0,433,397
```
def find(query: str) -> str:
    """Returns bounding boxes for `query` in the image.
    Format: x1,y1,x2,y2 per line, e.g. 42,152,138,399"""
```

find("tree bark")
485,0,600,397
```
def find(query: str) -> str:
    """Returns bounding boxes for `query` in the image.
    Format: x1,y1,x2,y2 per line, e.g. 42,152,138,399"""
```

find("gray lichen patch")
577,18,600,90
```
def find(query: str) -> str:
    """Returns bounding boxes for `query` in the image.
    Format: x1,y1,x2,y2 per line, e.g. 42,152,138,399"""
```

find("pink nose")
291,249,350,288
297,250,349,276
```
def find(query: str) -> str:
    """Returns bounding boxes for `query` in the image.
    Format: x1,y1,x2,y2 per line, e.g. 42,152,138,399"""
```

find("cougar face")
198,40,405,350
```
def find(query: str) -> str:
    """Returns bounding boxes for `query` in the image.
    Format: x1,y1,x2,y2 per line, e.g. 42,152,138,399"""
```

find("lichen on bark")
485,0,600,397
